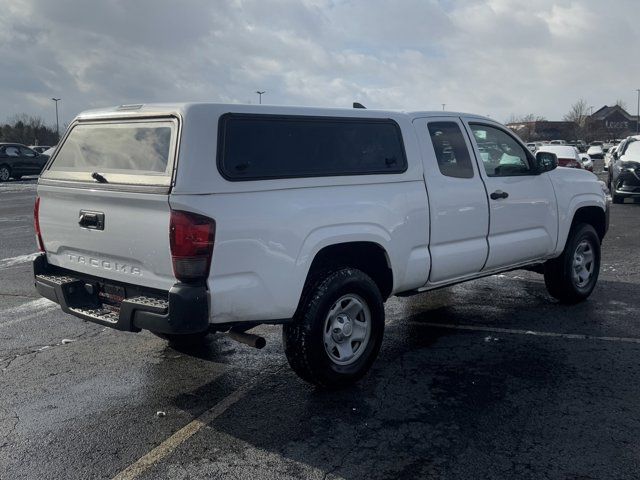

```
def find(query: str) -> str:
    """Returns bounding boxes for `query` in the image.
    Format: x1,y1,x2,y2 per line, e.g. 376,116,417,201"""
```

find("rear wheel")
0,165,10,182
283,268,384,388
544,223,600,304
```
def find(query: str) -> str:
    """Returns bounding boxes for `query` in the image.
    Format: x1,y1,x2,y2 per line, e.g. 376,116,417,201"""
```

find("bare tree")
563,99,590,141
563,99,589,126
0,114,57,145
505,113,547,141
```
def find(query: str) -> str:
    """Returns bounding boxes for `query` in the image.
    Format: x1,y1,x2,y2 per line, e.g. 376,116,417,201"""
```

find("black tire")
612,193,624,204
0,165,10,182
283,268,384,388
544,223,600,304
152,330,210,348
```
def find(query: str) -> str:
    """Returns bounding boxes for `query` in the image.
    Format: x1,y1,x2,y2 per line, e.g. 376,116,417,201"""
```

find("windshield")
624,141,640,158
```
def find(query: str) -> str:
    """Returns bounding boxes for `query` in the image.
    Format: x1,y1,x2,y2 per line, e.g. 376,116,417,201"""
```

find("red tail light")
169,210,215,282
34,196,45,252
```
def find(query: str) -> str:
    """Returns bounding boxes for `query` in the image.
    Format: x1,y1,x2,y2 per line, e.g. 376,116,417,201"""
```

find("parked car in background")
604,145,618,171
0,143,49,181
579,153,593,172
549,139,566,145
537,145,583,169
576,140,587,153
614,135,640,160
41,146,56,157
609,138,640,203
30,145,53,154
526,142,537,153
587,145,605,160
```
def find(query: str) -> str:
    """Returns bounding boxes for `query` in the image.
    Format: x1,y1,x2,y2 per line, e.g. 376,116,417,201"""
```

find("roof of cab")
75,102,494,124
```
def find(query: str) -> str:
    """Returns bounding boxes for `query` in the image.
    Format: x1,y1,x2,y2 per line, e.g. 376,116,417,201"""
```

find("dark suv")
0,143,49,181
609,136,640,203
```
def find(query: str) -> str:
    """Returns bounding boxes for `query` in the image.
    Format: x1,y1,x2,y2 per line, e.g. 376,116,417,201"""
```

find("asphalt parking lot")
1,177,639,479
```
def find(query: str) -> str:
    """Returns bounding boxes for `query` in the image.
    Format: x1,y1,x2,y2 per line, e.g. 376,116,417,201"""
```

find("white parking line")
421,322,640,344
0,298,58,329
0,252,38,269
112,376,261,480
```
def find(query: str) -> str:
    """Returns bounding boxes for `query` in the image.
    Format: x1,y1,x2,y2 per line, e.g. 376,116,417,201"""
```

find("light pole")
256,91,265,104
52,98,61,141
636,89,639,134
441,103,446,111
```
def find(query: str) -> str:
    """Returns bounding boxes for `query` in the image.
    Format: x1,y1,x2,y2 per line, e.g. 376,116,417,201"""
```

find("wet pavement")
1,177,639,479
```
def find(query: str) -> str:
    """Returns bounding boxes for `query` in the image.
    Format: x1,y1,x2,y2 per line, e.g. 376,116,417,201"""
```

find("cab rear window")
43,119,177,186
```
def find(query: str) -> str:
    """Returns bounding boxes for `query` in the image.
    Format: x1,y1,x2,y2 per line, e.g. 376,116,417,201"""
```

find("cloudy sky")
1,0,639,127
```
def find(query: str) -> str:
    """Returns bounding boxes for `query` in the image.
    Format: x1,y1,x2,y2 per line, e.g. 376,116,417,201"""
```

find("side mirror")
535,151,558,173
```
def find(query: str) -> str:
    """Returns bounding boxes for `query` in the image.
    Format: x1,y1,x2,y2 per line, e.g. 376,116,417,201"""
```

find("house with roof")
589,105,639,139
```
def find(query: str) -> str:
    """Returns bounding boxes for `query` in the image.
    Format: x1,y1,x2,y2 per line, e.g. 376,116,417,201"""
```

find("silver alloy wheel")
572,239,595,288
0,167,9,181
323,294,371,366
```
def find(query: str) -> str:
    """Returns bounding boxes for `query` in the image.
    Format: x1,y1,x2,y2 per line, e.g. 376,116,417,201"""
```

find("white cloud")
0,0,639,127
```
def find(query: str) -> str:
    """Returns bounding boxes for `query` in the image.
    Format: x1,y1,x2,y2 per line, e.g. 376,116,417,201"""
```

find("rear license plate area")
98,284,126,312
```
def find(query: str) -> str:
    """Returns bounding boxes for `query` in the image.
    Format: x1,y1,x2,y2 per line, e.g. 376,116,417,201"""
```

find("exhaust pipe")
226,329,266,349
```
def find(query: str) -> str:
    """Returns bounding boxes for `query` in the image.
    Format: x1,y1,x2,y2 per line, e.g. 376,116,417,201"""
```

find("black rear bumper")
33,254,209,334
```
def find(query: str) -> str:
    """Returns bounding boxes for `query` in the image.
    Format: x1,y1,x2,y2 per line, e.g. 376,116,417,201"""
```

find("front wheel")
544,223,601,304
0,165,10,182
283,268,384,388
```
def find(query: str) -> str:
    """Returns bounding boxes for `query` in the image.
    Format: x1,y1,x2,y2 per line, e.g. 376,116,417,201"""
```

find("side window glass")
218,115,407,180
20,147,36,157
5,146,20,157
427,122,474,179
470,124,533,177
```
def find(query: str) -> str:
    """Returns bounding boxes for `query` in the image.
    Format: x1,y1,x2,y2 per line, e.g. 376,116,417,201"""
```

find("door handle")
78,210,105,230
490,190,509,200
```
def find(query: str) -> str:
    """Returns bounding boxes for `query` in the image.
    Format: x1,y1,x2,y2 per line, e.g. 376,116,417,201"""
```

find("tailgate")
37,117,179,291
38,186,174,290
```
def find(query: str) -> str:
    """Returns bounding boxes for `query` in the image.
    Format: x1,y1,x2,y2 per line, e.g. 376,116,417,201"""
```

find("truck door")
462,120,558,270
414,117,489,284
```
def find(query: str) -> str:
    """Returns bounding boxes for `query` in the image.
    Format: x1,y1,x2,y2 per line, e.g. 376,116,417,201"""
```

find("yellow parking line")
112,378,257,480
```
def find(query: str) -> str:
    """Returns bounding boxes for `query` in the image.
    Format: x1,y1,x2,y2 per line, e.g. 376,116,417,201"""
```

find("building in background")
507,105,639,142
506,120,574,142
589,105,639,140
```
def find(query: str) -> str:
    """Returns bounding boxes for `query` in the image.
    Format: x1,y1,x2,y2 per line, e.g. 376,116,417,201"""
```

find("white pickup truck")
33,103,609,387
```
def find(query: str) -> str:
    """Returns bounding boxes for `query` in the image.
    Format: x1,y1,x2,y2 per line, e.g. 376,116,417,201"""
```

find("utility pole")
52,98,61,141
256,91,265,104
441,104,446,111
